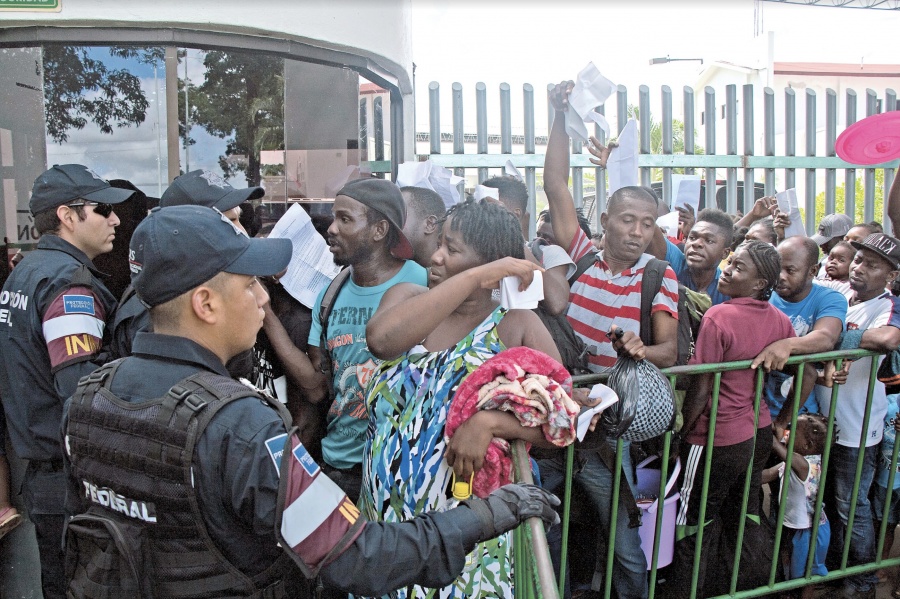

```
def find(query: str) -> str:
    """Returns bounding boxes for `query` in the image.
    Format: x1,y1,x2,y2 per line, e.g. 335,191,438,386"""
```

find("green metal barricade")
513,348,900,599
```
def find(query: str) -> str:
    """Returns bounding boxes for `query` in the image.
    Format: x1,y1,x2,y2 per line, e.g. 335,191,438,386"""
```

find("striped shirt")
566,229,679,372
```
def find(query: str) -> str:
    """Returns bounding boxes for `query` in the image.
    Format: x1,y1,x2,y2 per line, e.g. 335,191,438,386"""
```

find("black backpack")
527,240,597,375
640,258,710,366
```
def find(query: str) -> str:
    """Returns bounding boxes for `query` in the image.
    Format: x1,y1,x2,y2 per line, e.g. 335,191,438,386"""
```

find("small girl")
762,413,830,599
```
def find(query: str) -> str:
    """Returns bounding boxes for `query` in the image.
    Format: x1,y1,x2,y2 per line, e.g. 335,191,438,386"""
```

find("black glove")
462,483,561,542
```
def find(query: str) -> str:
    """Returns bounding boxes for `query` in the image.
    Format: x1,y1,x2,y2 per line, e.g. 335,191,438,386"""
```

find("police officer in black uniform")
62,205,559,598
0,164,134,599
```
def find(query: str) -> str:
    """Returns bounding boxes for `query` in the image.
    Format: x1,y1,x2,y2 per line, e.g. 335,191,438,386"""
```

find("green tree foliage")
42,46,154,144
186,51,284,186
814,169,885,224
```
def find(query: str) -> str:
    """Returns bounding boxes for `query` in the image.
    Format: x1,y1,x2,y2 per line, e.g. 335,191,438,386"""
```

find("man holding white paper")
540,80,680,599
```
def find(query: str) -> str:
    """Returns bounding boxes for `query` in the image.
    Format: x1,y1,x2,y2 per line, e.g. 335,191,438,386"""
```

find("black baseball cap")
130,205,291,308
337,178,413,260
160,169,264,212
29,164,134,215
850,233,900,270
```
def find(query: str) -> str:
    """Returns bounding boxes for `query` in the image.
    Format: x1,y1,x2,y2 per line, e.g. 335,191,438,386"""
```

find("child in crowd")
818,240,854,299
762,414,830,599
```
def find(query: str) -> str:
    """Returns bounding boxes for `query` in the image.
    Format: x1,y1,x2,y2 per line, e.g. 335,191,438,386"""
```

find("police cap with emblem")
29,164,135,215
130,205,291,308
850,232,900,270
160,169,265,212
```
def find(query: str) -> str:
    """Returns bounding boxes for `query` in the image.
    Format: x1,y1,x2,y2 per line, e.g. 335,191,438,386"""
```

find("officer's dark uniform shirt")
0,234,115,461
78,331,486,594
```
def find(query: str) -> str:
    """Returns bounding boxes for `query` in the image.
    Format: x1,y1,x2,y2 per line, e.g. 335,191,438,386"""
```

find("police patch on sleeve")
265,433,288,476
63,294,96,315
292,443,320,477
42,285,107,371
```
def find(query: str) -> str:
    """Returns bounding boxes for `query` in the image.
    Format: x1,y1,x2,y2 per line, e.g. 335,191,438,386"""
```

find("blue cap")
130,205,291,308
160,169,264,212
30,164,134,215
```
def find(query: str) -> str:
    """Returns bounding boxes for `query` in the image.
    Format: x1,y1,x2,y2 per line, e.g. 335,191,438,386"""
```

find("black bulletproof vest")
65,361,301,599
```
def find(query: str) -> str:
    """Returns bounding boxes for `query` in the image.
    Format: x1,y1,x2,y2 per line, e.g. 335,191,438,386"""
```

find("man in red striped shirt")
537,80,679,599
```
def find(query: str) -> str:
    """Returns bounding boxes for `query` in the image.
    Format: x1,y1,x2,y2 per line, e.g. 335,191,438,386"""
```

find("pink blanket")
446,346,579,497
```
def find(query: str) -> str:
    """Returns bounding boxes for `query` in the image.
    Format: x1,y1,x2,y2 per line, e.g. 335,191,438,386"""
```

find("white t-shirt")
778,454,825,530
816,292,893,447
536,243,576,279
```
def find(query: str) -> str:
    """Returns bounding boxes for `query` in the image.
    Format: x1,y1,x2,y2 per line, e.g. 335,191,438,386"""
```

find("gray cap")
810,213,853,246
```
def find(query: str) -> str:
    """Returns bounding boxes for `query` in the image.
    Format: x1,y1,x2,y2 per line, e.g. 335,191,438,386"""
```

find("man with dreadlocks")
672,240,816,599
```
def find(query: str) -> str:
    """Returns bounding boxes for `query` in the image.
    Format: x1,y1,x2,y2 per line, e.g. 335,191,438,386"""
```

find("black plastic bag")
602,347,676,442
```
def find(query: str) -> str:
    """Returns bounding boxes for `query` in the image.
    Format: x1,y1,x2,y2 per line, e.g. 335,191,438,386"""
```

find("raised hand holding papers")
775,189,806,238
564,63,615,145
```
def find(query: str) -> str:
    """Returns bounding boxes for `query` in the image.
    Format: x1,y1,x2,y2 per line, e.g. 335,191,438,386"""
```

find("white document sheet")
397,160,464,210
499,271,543,310
657,211,680,238
577,383,620,441
776,188,807,238
607,119,639,194
672,174,702,214
267,204,342,309
564,62,615,144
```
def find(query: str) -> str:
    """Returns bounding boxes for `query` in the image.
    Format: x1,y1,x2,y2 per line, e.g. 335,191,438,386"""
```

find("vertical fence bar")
500,83,512,155
572,132,584,210
742,84,755,214
640,85,652,188
452,82,465,197
865,89,878,223
886,89,897,234
704,86,717,210
825,89,837,216
662,86,673,209
373,96,385,178
523,84,537,240
476,82,488,183
845,89,858,219
684,87,696,177
359,99,369,162
725,84,738,214
617,84,628,135
785,87,796,193
428,82,441,155
595,105,608,227
764,87,776,195
805,88,817,235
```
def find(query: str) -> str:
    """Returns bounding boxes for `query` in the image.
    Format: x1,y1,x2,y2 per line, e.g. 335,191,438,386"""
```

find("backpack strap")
569,250,598,286
640,258,668,348
317,268,352,380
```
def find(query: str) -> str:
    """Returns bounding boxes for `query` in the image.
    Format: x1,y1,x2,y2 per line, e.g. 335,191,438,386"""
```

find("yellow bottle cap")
452,480,472,500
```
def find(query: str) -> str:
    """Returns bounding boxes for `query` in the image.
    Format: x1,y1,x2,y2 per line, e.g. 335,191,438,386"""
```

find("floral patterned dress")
360,307,511,599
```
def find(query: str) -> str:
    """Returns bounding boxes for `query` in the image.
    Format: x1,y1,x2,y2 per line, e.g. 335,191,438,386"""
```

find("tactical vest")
64,361,301,599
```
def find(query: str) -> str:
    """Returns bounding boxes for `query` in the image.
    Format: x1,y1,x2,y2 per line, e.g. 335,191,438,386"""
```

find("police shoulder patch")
292,443,320,477
62,294,96,315
264,433,288,476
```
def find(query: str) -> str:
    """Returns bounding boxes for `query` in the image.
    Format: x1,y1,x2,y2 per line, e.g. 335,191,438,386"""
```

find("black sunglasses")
67,201,115,218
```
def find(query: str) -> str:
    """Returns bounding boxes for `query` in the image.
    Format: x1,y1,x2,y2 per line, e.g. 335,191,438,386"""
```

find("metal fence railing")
365,82,899,239
513,348,900,599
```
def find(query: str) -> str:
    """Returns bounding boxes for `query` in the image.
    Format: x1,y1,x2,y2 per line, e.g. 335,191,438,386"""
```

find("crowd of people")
1,79,900,599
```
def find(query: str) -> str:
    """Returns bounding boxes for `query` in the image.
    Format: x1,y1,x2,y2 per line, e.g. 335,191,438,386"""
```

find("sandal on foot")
0,506,22,541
